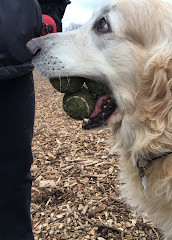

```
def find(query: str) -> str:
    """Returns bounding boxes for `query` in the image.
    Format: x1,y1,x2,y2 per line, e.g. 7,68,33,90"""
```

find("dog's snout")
26,39,41,56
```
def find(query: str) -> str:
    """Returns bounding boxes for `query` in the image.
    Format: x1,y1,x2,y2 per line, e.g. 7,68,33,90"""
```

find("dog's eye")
96,17,109,33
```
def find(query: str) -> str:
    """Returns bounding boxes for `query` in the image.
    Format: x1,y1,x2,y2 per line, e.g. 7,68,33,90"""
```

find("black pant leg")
0,74,35,240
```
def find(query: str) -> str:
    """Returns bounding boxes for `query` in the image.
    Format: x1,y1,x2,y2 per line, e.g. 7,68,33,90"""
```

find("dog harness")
137,151,172,189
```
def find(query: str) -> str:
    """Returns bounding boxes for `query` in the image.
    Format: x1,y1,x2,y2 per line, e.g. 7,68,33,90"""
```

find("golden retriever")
27,0,172,238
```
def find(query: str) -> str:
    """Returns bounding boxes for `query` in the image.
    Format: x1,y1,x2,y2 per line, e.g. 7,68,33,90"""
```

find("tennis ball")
50,77,84,93
85,79,110,96
63,90,96,120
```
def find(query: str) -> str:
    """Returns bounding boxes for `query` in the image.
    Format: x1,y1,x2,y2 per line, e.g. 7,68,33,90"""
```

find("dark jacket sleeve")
0,0,42,80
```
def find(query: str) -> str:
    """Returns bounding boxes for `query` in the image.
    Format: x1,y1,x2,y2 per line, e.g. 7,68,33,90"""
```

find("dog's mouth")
82,93,117,130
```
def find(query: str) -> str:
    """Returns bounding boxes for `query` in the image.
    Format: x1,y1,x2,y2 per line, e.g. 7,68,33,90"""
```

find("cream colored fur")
30,0,172,238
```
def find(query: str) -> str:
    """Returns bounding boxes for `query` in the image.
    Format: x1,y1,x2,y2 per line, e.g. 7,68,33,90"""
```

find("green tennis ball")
85,79,110,96
63,90,96,120
50,77,84,93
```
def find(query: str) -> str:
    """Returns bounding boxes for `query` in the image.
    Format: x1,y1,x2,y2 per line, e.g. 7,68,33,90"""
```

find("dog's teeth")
83,118,89,123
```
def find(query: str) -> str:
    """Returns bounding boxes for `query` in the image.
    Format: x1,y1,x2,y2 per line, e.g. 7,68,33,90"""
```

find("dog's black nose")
26,39,41,56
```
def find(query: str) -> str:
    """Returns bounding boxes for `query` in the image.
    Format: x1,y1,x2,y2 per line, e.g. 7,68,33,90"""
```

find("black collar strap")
137,151,172,178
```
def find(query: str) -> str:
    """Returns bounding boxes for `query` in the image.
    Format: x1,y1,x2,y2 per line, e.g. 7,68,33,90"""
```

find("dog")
27,0,172,238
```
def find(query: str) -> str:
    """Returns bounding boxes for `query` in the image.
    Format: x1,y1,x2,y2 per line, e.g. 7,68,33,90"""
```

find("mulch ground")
31,71,164,240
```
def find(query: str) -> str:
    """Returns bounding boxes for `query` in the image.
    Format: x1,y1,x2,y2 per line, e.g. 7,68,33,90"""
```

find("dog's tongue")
90,95,111,118
82,94,117,130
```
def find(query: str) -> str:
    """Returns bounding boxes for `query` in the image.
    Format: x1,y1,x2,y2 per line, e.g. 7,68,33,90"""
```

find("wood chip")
88,204,106,218
39,180,57,188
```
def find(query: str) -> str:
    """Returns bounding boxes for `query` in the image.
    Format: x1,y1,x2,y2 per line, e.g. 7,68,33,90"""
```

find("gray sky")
62,0,172,29
62,0,105,29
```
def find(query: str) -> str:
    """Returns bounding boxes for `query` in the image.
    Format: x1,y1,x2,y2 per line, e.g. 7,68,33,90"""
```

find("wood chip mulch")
31,71,164,240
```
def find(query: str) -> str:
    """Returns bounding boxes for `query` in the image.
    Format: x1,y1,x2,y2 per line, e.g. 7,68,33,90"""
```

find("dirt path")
31,71,164,240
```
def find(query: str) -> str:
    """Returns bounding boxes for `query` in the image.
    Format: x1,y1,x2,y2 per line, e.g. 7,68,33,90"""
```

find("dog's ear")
139,50,172,124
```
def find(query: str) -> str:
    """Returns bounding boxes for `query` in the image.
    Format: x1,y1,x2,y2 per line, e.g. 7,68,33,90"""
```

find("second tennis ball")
85,79,110,96
50,77,84,93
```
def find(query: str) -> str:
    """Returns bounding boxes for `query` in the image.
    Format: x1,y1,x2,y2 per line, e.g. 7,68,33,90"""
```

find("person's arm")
0,0,42,80
38,0,70,32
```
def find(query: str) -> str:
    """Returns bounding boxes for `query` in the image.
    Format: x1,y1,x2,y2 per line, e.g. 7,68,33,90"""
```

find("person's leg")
0,74,35,240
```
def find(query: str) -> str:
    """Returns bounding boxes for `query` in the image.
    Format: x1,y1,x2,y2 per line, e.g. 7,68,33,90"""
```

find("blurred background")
62,0,105,31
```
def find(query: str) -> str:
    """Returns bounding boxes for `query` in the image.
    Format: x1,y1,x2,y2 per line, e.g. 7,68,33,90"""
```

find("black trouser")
0,74,35,240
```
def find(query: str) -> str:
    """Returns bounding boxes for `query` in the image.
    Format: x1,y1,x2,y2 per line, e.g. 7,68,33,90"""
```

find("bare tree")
64,22,82,32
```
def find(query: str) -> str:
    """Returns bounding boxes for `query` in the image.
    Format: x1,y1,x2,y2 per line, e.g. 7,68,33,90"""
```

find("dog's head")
27,0,172,154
